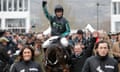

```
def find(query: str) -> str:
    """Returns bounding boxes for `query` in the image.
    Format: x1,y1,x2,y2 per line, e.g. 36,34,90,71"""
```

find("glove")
42,0,47,7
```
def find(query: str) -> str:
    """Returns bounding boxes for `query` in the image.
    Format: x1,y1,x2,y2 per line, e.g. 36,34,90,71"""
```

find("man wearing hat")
73,29,86,49
110,32,117,43
0,37,9,43
0,37,10,72
0,37,10,53
0,37,14,63
70,32,97,72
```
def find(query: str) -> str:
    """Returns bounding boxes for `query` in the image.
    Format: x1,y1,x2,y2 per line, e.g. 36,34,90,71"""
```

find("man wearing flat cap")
73,29,86,49
0,37,10,72
0,37,9,42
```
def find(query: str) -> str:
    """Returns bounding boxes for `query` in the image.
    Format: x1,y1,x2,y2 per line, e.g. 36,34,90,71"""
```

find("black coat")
70,37,96,72
10,61,43,72
82,56,118,72
0,44,10,72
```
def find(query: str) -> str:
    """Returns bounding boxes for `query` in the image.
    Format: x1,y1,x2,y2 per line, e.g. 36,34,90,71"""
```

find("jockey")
42,0,70,48
42,0,70,37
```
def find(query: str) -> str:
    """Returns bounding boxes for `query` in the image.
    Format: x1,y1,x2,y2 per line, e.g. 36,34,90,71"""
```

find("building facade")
0,0,30,33
111,0,120,32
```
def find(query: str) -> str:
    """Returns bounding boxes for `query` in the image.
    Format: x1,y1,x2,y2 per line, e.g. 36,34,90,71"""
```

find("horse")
42,36,73,72
45,44,71,72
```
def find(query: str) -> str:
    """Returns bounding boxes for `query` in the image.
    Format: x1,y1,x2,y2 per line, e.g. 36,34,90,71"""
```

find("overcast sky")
31,0,111,30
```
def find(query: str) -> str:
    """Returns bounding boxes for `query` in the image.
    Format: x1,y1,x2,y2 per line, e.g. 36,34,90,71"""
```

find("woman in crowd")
10,45,43,72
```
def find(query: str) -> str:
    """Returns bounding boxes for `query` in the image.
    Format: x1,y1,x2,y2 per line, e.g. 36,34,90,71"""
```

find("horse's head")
45,44,64,64
45,44,70,72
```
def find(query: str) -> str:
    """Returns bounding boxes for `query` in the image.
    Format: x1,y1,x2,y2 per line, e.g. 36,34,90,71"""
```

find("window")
8,0,12,11
8,29,25,33
0,0,1,11
19,0,23,11
6,19,26,33
113,2,117,14
24,0,28,11
14,0,17,11
21,29,25,33
3,0,7,11
118,2,120,14
113,2,120,15
115,22,120,32
6,19,26,27
0,0,29,12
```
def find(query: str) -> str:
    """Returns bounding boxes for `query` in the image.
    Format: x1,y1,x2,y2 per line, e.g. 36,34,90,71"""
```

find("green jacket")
42,4,70,37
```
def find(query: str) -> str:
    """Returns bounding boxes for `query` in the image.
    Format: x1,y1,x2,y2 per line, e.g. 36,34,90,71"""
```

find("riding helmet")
54,4,64,13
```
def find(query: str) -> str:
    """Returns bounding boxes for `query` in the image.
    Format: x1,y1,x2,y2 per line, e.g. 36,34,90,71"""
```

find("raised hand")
92,31,98,38
42,0,47,7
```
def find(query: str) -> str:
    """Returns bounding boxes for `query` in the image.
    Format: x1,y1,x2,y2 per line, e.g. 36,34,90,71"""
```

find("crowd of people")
0,29,119,72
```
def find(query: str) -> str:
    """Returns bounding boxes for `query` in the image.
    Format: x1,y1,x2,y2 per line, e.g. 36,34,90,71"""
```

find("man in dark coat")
0,37,10,72
82,40,118,72
70,33,97,72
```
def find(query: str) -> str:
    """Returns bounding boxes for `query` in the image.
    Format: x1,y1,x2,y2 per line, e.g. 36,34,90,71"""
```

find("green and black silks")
42,2,70,37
